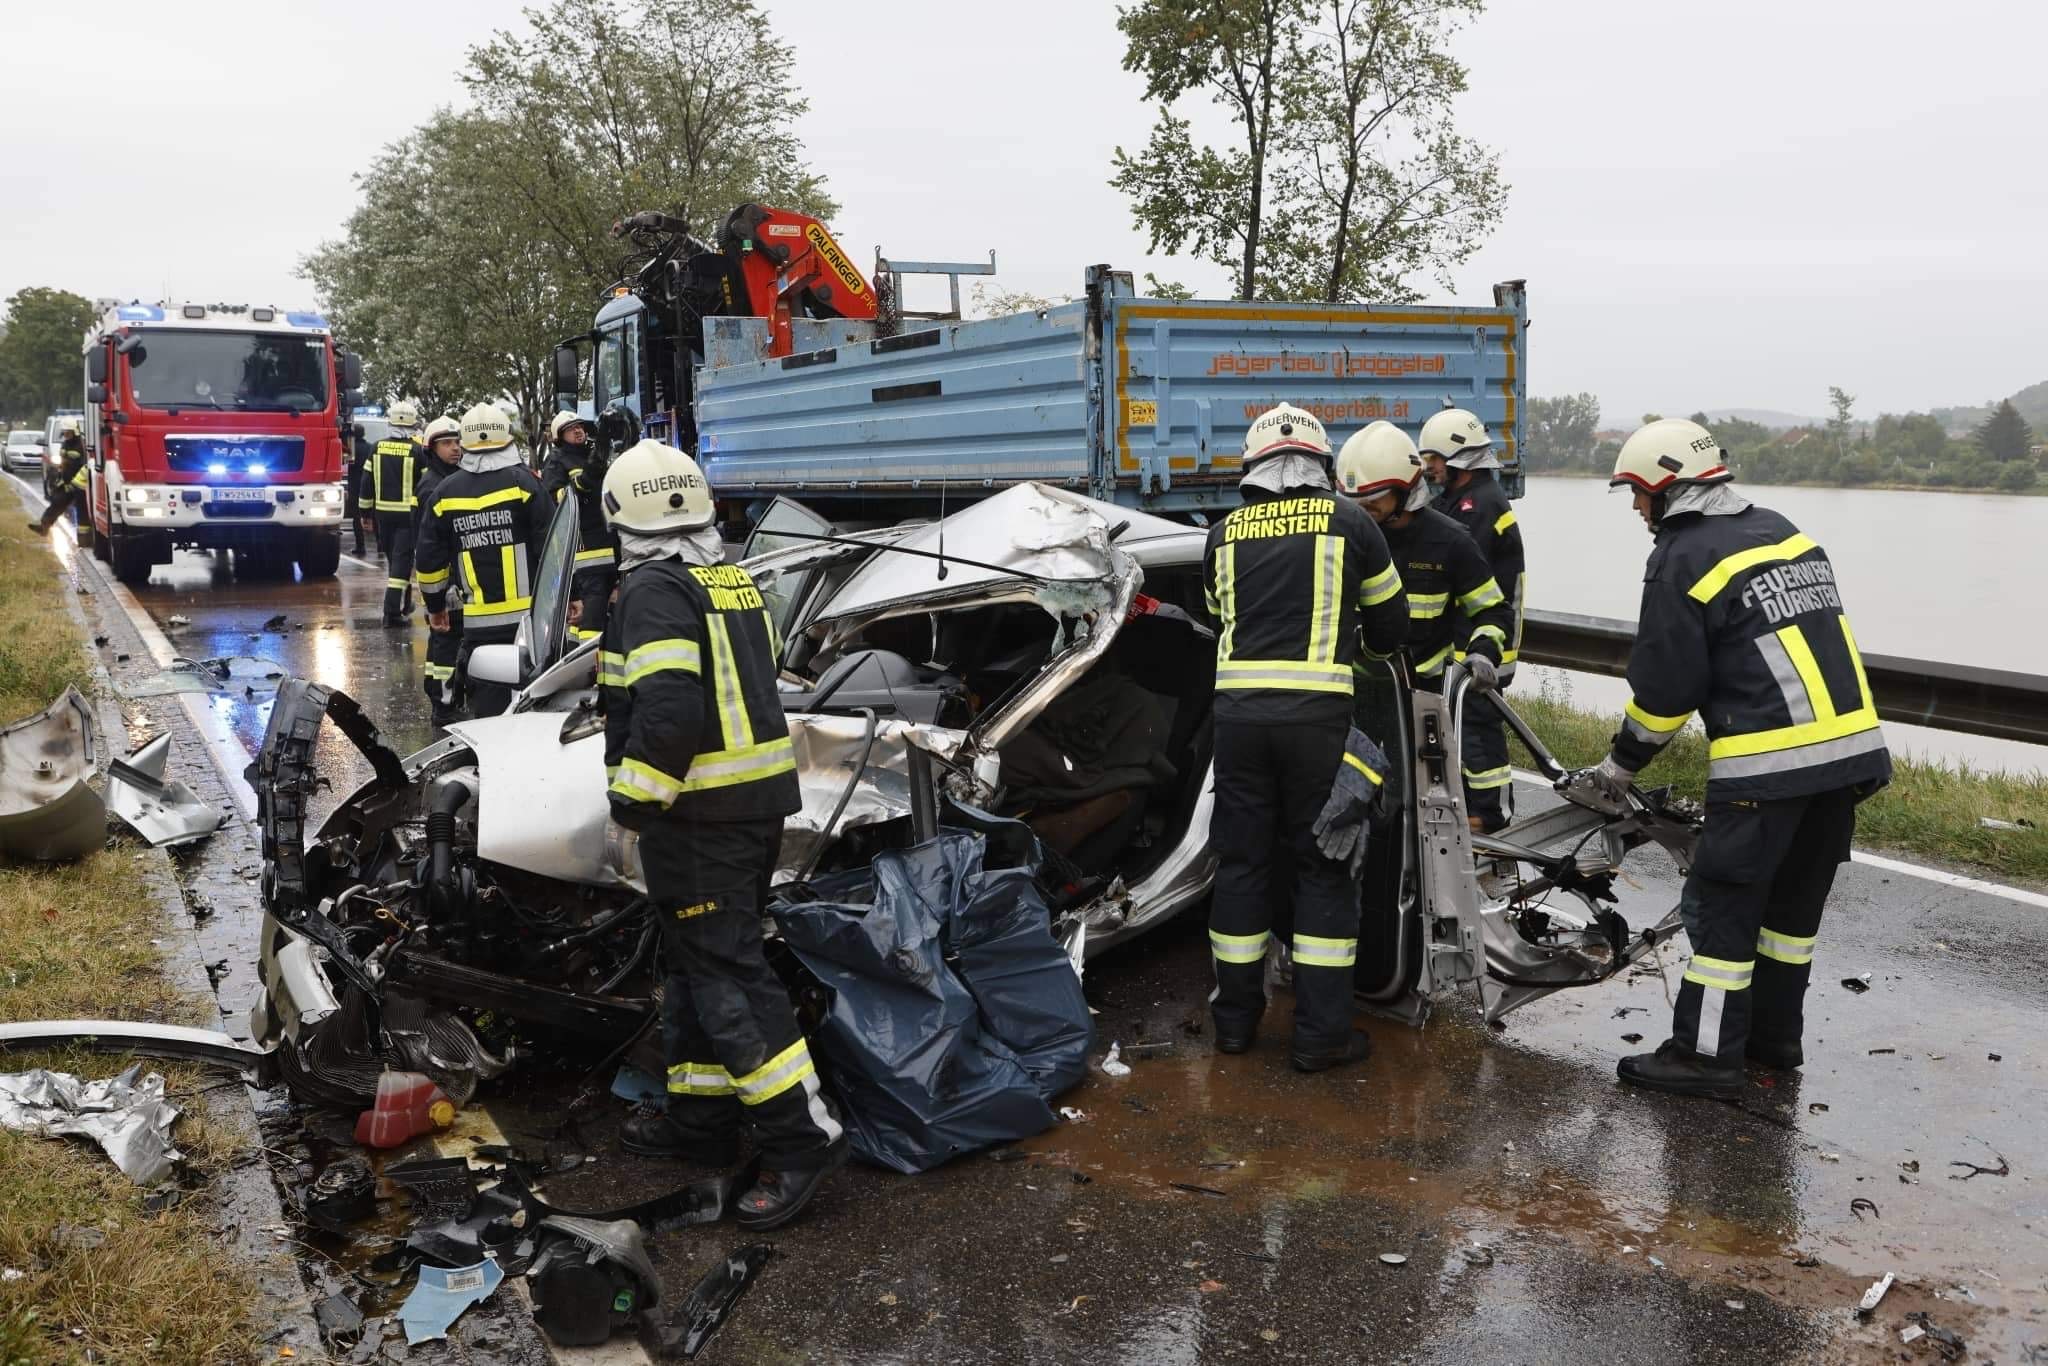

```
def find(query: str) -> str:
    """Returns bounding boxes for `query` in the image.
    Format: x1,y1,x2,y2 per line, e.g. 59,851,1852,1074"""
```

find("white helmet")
1610,418,1731,495
1418,405,1497,470
602,439,715,533
387,399,421,431
458,401,513,453
1241,402,1332,468
1336,421,1431,513
57,416,82,435
422,415,461,447
548,411,588,443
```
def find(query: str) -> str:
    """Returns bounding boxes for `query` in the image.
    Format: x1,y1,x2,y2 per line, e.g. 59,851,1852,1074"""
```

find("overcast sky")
2,0,2041,423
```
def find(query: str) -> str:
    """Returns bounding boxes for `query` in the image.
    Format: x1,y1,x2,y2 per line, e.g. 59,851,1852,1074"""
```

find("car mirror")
86,349,108,384
86,383,107,404
467,643,522,687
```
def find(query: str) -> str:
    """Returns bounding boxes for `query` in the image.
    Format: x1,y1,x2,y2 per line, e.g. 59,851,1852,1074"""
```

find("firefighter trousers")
35,482,84,533
1209,717,1360,1054
1671,786,1858,1062
643,818,843,1171
456,620,517,719
374,512,415,618
1461,684,1512,826
424,607,463,713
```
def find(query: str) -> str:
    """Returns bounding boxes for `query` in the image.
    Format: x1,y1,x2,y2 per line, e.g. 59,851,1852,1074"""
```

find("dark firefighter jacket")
1378,505,1513,681
1202,486,1407,726
413,457,460,540
1612,503,1892,802
56,437,87,491
415,462,549,628
539,439,619,587
1439,474,1527,671
598,557,801,824
362,437,424,513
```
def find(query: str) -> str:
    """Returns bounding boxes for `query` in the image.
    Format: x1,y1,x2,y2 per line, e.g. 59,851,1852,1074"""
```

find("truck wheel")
91,527,110,562
109,532,154,586
295,535,340,580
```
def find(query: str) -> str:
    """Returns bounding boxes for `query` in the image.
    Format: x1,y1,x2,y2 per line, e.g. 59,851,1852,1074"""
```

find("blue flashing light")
285,312,328,330
208,462,228,475
115,305,165,322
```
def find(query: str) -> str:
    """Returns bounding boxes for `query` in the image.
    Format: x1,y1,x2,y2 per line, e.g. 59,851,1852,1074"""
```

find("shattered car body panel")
246,480,1701,1108
0,686,103,861
107,732,224,847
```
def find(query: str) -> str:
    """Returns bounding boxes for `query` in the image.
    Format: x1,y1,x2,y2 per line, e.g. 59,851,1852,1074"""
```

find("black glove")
1311,727,1392,876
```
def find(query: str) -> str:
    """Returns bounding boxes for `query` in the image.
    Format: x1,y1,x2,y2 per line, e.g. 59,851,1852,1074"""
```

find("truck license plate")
211,487,269,502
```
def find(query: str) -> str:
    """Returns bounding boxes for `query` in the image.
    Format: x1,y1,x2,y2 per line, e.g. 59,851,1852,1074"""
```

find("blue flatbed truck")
566,260,1526,523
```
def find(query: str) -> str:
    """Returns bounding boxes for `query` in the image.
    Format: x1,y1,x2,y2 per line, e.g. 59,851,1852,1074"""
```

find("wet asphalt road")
104,538,2048,1363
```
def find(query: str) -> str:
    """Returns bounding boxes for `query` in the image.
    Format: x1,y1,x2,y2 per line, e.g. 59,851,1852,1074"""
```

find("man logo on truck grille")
805,224,867,298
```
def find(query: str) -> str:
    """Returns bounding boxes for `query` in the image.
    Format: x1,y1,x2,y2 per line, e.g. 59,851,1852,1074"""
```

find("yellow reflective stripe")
422,663,456,680
1307,535,1341,664
704,615,754,750
1463,764,1512,790
666,1060,736,1096
1413,642,1454,676
1358,560,1402,607
462,597,531,620
435,485,532,515
1683,954,1755,990
623,637,702,683
1686,534,1819,604
1408,592,1449,619
1707,706,1878,760
570,626,602,640
1216,544,1238,661
1467,624,1508,648
1756,928,1817,965
1841,616,1874,712
1625,699,1692,734
1508,570,1526,663
385,577,409,591
678,736,797,792
417,565,451,588
1342,751,1384,786
1494,510,1517,535
733,1039,815,1106
608,757,684,805
500,545,518,609
596,650,627,687
1459,577,1506,612
575,547,615,565
1778,624,1833,722
1213,661,1353,693
1209,930,1270,964
1292,934,1358,968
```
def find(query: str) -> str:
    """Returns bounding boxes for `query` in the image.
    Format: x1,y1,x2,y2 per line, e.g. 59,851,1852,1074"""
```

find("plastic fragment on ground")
398,1259,503,1344
660,1244,773,1359
1100,1043,1130,1077
0,688,102,861
0,1063,181,1183
107,733,223,847
354,1071,455,1148
1857,1271,1895,1314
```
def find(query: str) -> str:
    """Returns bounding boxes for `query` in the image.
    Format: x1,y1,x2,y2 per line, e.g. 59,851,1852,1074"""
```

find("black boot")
1214,1023,1256,1055
1745,1037,1803,1071
1291,1029,1373,1074
618,1104,739,1165
735,1143,848,1232
1617,1039,1745,1099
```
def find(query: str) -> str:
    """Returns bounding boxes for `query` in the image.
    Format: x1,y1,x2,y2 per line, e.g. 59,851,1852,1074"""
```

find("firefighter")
539,411,618,641
416,403,549,718
28,421,88,536
1420,406,1526,832
346,422,371,556
1336,419,1514,715
364,400,426,624
1204,403,1407,1072
414,416,467,725
1579,418,1891,1098
599,438,845,1229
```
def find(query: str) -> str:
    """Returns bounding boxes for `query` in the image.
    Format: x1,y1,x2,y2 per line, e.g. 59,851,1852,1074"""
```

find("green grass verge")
0,485,256,1365
1507,684,2048,885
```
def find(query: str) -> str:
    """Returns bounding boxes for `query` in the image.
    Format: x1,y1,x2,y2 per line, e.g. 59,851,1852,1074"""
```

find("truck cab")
81,303,362,584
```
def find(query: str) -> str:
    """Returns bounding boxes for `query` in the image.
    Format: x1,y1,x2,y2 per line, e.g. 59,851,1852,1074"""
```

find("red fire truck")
80,302,362,584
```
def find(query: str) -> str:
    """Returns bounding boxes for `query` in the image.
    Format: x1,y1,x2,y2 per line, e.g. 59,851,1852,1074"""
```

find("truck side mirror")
553,345,580,408
86,349,107,384
86,383,108,404
343,389,364,410
340,351,364,389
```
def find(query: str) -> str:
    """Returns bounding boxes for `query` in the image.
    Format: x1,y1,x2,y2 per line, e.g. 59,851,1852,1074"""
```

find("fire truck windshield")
126,331,331,413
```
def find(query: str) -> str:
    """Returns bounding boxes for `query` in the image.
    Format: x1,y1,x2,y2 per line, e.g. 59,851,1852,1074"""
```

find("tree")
1142,273,1197,300
303,0,831,444
1523,393,1600,471
969,283,1065,318
1872,412,1946,467
1825,386,1855,457
0,287,96,422
1996,461,2037,492
1974,398,2033,463
1110,0,1505,302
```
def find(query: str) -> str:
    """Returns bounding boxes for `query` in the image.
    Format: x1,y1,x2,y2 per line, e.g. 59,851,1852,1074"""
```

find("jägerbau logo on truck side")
630,472,705,499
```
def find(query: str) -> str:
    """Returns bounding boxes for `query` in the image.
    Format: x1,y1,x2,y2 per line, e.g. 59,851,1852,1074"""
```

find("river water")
1514,476,2048,775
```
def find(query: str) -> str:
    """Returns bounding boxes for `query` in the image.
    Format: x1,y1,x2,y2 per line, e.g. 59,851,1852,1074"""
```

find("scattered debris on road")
1948,1143,2010,1181
0,1063,183,1183
1841,974,1872,993
1378,1253,1408,1266
1903,1311,1968,1360
1171,1183,1228,1199
527,1216,662,1347
660,1244,773,1359
262,613,290,631
1099,1042,1131,1076
1856,1271,1895,1316
119,655,286,699
107,733,223,847
1850,1198,1881,1220
303,1155,377,1232
398,1258,504,1345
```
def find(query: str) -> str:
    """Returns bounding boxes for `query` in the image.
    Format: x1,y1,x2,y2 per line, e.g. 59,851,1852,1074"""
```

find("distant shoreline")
1524,468,2048,496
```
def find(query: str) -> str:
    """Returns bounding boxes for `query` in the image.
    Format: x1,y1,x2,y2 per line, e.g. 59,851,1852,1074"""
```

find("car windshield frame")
123,329,332,413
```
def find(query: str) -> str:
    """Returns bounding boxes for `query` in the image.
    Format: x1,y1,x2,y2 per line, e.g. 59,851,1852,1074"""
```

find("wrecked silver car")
246,482,1700,1103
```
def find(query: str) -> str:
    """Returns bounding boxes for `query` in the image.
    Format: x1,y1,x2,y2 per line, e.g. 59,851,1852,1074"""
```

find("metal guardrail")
1521,609,2048,747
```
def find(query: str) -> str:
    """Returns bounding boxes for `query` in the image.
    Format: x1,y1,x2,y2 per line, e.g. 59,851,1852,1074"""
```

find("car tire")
295,534,340,579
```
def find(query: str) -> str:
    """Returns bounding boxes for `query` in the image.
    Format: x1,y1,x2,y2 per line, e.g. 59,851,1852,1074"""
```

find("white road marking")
1513,767,2048,909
